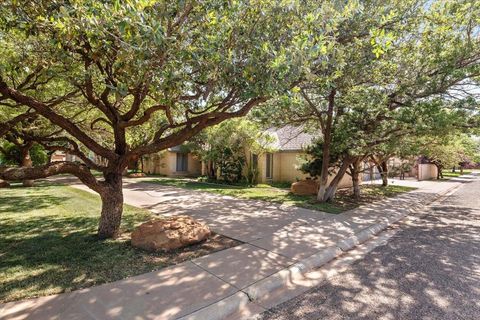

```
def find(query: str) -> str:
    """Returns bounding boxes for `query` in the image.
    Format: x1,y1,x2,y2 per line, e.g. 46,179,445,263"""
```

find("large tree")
0,1,304,238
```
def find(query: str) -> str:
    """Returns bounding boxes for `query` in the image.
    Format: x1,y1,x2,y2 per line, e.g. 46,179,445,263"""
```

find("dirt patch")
139,233,242,265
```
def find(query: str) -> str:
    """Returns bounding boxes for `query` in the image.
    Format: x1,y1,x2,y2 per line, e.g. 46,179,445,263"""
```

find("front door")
176,153,188,172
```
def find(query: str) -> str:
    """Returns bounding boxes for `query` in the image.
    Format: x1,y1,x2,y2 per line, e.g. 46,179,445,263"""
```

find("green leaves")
370,28,395,58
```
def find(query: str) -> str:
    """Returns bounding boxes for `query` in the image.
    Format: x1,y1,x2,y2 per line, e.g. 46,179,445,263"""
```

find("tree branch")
0,162,102,193
0,77,115,159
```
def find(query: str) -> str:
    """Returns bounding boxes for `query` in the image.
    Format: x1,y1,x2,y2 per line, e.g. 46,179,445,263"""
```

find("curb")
243,245,342,301
181,180,467,320
177,291,251,320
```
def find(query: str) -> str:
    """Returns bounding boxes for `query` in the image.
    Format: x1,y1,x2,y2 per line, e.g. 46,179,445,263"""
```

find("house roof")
168,145,191,153
168,145,183,152
267,126,316,151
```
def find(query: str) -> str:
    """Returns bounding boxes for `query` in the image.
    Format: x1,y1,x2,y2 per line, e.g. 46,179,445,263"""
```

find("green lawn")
0,183,238,303
442,170,472,178
147,178,416,214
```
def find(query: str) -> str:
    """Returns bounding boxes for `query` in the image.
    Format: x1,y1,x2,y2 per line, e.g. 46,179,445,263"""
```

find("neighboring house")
142,146,202,177
50,151,66,162
372,157,438,181
50,151,82,163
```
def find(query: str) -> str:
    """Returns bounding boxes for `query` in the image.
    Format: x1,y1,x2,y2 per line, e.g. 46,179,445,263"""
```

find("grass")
148,178,416,214
0,182,239,303
441,170,472,179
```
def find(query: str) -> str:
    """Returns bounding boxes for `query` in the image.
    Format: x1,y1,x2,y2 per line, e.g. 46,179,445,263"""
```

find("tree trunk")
21,144,34,187
378,161,388,187
435,164,443,179
351,160,361,199
97,172,124,239
323,158,352,202
317,89,336,201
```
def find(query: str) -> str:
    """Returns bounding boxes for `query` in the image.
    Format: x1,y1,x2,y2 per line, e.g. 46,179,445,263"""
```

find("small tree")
190,118,276,184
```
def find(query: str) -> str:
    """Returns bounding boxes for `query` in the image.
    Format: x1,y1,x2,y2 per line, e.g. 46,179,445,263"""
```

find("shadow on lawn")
0,213,239,304
0,194,69,215
0,188,149,303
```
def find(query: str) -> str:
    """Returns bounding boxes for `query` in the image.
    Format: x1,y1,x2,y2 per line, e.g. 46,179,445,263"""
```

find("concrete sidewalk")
1,176,471,320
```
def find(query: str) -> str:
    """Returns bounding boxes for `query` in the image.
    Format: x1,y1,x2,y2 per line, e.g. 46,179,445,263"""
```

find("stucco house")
142,146,202,177
386,156,439,181
248,126,353,188
250,126,314,183
141,126,354,187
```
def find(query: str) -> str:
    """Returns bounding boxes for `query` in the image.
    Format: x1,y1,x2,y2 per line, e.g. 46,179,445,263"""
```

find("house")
251,126,314,183
248,126,354,188
141,125,354,188
142,146,202,177
50,151,82,163
386,157,439,180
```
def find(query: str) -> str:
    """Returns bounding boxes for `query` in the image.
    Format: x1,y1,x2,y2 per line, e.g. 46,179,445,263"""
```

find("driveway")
118,180,330,243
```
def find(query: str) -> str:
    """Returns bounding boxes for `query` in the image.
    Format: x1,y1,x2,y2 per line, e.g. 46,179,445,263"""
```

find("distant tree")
420,135,478,178
0,112,54,186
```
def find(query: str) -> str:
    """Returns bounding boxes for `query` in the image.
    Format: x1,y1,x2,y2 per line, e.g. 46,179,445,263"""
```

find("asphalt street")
260,175,480,320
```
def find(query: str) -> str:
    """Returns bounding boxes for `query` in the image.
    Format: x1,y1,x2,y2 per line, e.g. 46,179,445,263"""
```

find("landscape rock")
291,179,319,196
131,216,211,252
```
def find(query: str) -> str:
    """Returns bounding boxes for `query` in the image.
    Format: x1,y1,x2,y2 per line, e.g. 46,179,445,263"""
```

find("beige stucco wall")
418,163,438,180
187,154,202,175
143,151,201,177
387,157,417,178
254,150,354,188
256,151,307,183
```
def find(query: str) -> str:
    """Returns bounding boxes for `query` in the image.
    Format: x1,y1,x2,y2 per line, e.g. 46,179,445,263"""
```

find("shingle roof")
267,126,316,151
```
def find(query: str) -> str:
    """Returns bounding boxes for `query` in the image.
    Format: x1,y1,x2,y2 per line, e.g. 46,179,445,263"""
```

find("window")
176,153,188,172
266,153,273,179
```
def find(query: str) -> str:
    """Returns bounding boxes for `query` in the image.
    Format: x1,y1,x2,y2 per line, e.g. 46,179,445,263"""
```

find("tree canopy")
0,0,305,238
0,0,479,238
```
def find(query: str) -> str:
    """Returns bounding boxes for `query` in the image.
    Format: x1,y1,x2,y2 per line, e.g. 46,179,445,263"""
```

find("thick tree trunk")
352,172,360,199
97,172,124,239
435,164,443,179
323,158,352,202
21,144,34,187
